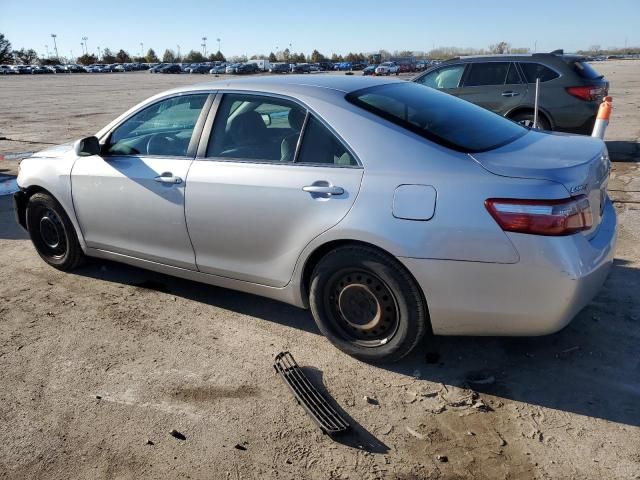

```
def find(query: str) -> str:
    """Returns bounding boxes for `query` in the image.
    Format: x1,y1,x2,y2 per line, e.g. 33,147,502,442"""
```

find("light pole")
140,42,144,58
202,37,207,56
51,34,59,60
177,44,181,61
69,50,73,64
216,37,221,53
80,42,84,55
82,36,88,55
97,46,101,61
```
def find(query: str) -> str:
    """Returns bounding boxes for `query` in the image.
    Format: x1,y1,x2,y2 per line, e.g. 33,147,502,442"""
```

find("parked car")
362,65,377,76
375,62,400,75
112,64,125,72
351,63,367,71
12,65,32,74
225,63,239,74
209,65,227,74
0,65,18,74
14,76,616,363
334,62,352,71
66,64,85,73
269,63,289,74
159,64,182,74
412,50,609,134
291,63,311,73
235,63,259,74
148,63,167,73
186,64,210,74
30,65,50,74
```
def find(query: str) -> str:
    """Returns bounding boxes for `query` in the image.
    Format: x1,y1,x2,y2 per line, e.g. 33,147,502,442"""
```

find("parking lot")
0,62,639,479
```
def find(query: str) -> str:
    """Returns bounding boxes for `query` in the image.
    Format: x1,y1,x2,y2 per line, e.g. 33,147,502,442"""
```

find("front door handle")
154,173,183,184
502,91,520,97
302,185,344,195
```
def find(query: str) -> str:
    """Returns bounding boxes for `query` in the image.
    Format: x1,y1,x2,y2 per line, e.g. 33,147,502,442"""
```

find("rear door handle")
154,173,183,184
502,91,520,97
302,185,344,195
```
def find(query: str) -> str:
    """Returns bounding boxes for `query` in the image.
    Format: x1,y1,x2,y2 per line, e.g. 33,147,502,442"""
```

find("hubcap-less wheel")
518,119,535,128
326,270,399,347
36,208,67,258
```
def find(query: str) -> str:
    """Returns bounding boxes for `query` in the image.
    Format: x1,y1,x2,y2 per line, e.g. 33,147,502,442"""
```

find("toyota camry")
14,75,617,362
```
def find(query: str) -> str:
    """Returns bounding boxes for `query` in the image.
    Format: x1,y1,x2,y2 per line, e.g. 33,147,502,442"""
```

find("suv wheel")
511,111,551,131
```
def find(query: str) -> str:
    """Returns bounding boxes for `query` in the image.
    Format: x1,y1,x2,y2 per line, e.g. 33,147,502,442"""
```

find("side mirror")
74,136,101,156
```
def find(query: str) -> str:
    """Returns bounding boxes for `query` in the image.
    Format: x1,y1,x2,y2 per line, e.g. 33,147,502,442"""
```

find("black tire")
309,245,428,363
26,192,85,271
510,111,551,131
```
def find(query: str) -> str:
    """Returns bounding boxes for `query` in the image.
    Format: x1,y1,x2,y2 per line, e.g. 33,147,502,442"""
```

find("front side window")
416,64,465,89
346,82,527,153
207,94,306,162
107,94,208,156
463,62,510,87
519,63,560,83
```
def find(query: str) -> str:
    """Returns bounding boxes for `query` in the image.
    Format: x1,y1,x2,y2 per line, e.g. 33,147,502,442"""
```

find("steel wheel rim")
36,208,67,258
325,269,400,347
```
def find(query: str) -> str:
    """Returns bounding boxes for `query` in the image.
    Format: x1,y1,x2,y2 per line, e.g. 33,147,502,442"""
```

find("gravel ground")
0,62,639,480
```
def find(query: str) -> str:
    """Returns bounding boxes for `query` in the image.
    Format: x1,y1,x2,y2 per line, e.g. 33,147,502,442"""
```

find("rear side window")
519,63,560,83
463,62,510,87
571,60,603,80
297,116,357,166
347,82,527,153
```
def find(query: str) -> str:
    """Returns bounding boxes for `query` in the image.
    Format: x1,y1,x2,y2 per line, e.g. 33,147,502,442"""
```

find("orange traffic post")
592,96,613,139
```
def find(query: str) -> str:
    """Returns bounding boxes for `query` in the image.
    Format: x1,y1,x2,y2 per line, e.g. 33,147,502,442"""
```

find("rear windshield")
571,60,603,80
346,82,527,153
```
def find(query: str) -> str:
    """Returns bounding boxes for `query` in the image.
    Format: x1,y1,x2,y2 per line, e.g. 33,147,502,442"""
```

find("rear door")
185,92,363,287
457,62,528,114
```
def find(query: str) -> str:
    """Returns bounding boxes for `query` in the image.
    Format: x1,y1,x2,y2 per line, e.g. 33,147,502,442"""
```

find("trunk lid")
471,130,610,237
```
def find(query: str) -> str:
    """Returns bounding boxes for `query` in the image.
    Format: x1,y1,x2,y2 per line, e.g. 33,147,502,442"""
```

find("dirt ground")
0,63,639,480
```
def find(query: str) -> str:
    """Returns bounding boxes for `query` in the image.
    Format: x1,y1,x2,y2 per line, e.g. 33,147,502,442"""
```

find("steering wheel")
146,133,181,156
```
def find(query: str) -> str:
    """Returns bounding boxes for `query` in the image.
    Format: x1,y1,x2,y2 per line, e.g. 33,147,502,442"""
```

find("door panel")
71,156,197,269
185,161,363,286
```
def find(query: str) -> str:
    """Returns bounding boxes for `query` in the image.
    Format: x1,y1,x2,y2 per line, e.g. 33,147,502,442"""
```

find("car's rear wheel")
26,192,85,271
309,245,428,363
510,111,551,131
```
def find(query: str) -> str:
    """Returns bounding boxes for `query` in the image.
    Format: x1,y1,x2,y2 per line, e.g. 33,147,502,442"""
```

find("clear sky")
1,0,638,59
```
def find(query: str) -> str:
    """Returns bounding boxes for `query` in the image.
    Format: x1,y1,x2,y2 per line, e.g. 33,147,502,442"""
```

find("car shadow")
606,140,639,162
302,367,389,454
67,255,640,428
0,189,28,240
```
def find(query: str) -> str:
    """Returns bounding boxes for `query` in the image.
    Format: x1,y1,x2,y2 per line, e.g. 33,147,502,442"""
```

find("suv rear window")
347,83,527,153
519,63,560,83
570,60,603,80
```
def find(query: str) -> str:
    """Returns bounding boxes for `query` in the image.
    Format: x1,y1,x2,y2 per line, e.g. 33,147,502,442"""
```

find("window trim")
99,91,215,159
196,89,362,169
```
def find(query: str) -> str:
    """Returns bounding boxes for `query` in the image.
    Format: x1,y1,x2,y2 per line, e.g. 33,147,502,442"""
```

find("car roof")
184,74,402,95
442,52,584,63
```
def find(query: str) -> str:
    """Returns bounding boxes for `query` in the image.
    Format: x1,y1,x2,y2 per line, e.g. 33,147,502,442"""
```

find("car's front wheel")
309,245,428,363
26,192,85,271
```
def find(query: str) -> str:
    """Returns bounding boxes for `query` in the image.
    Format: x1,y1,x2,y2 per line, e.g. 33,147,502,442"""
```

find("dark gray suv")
413,51,609,135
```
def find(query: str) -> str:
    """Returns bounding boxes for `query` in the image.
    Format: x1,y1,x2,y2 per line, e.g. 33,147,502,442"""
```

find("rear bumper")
399,199,617,336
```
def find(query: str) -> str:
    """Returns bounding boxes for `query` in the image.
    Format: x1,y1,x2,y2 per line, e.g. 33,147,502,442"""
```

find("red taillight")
566,85,606,101
485,196,592,236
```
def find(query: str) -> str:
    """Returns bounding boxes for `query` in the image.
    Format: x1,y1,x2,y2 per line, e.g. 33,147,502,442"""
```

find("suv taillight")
485,196,592,236
565,85,607,101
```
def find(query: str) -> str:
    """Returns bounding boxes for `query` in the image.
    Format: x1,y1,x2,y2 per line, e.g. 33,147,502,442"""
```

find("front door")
185,93,363,287
71,93,211,270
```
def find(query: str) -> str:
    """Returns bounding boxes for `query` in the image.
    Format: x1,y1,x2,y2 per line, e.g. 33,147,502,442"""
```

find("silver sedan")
14,76,617,362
